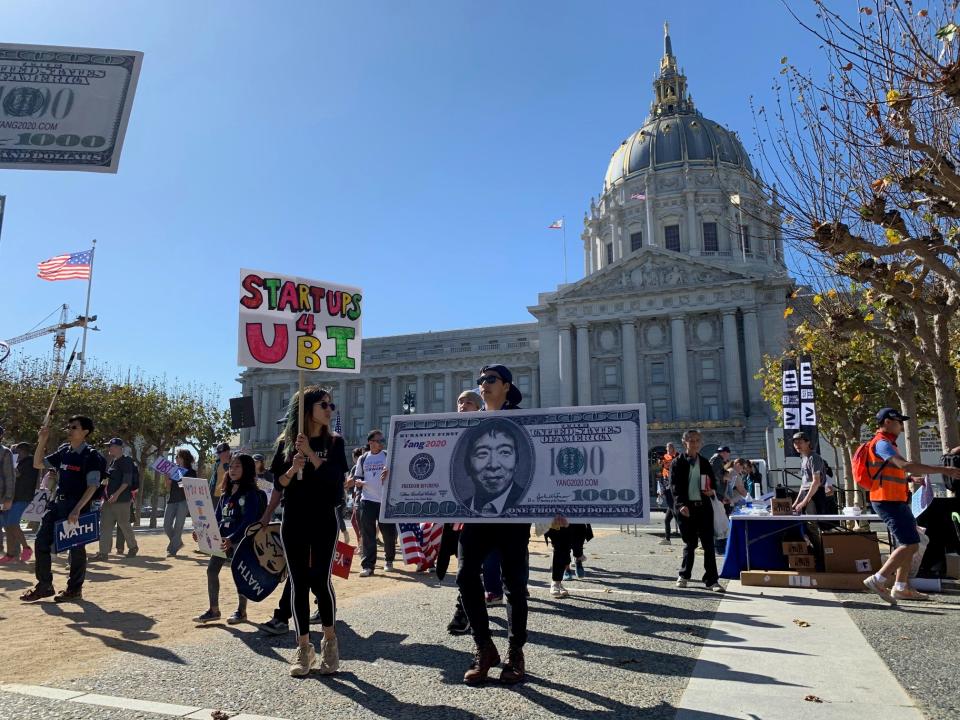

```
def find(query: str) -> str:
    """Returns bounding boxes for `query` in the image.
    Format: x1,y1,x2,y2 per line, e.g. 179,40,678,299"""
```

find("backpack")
852,437,889,492
823,461,834,479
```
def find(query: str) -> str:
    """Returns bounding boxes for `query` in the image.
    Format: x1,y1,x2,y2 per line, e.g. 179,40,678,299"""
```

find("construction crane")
0,304,98,373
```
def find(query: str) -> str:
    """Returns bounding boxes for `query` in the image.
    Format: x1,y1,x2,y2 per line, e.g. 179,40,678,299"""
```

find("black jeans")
35,506,86,593
677,502,718,586
456,523,530,648
207,551,247,613
662,489,677,539
359,500,397,570
281,506,339,634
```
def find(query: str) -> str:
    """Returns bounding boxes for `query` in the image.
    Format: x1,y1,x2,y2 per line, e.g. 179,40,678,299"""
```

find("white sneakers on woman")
550,582,569,598
289,637,340,676
319,635,340,674
289,644,318,677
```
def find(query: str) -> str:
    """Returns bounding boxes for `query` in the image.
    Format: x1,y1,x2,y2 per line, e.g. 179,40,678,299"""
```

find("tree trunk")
893,350,921,459
932,313,960,451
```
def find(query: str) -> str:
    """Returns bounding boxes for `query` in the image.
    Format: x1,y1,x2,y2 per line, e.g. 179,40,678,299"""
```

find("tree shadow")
41,601,186,666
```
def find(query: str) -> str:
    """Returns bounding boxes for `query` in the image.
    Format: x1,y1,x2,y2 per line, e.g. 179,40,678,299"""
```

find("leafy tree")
751,0,960,448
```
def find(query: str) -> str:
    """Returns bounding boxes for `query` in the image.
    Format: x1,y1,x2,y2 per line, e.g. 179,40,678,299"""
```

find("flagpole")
562,216,567,284
79,239,96,380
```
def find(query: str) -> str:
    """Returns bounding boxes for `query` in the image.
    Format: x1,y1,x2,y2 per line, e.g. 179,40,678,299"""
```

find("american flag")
630,192,646,200
398,522,444,570
547,218,563,229
37,249,93,281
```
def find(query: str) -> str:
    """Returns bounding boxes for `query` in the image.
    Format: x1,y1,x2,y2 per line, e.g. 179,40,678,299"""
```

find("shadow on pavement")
40,601,186,665
321,672,487,719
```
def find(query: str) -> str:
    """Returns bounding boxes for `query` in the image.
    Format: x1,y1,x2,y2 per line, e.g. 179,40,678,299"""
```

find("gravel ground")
838,584,960,720
1,527,725,720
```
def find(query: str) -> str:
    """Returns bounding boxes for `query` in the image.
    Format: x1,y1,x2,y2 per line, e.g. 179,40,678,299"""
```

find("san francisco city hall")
239,29,793,460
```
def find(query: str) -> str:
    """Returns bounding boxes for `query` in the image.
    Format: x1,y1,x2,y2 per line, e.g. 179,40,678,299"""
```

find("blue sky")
1,1,824,402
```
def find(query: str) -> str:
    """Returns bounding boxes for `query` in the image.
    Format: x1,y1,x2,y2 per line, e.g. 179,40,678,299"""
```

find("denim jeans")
163,500,189,555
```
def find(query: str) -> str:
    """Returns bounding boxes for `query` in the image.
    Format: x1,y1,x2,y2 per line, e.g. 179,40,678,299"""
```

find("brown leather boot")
500,646,525,685
463,641,500,685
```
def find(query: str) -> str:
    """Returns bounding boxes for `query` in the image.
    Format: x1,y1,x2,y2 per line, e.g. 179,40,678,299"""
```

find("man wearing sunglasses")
457,364,530,686
354,429,397,577
21,416,106,603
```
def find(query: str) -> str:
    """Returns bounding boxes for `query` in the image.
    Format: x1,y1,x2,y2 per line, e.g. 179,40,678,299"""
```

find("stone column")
670,316,692,419
595,236,605,268
389,376,399,416
559,326,574,406
742,308,764,413
416,375,426,414
363,378,374,432
721,311,744,417
258,385,270,442
444,371,454,411
576,323,591,405
685,190,697,253
621,320,639,403
530,367,540,408
538,323,561,408
583,233,593,276
611,211,624,261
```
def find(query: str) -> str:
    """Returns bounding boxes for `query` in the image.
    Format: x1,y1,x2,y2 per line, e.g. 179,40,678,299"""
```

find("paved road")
2,525,955,719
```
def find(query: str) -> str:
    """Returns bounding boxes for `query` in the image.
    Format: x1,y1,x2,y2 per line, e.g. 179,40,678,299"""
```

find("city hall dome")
604,24,752,190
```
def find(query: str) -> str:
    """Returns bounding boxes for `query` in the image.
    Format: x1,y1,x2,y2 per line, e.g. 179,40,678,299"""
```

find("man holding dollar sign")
457,364,530,686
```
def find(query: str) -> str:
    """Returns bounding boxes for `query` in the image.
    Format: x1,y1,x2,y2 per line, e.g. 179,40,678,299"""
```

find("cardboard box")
946,553,960,580
771,498,793,516
821,531,881,574
788,554,816,570
782,541,808,555
740,570,871,590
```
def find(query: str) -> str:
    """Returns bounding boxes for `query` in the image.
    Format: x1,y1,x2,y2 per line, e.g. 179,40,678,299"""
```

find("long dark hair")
278,385,332,460
230,453,258,493
176,449,195,469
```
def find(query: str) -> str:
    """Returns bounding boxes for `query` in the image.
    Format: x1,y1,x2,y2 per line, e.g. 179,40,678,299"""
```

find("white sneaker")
550,582,569,598
384,561,394,572
863,576,897,605
359,568,373,578
289,643,317,677
707,583,724,592
318,635,340,675
658,538,672,545
675,577,688,588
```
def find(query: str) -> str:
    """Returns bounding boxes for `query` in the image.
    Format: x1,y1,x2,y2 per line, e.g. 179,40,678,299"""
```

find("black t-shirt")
169,467,194,503
106,455,136,502
270,434,347,518
14,458,39,503
45,443,104,508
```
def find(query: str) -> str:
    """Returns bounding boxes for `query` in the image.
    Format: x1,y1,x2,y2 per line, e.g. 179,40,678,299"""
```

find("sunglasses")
476,375,502,385
318,401,336,411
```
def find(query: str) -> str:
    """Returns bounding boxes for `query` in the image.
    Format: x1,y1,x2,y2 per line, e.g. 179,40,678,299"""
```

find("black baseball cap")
792,431,810,442
717,446,731,453
876,407,909,424
480,364,522,406
252,453,264,461
105,437,124,447
215,442,231,454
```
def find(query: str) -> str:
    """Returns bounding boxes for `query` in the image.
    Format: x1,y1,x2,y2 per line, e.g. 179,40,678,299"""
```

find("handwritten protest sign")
238,269,362,373
257,478,274,504
182,475,225,558
151,456,187,482
21,488,50,523
54,511,100,552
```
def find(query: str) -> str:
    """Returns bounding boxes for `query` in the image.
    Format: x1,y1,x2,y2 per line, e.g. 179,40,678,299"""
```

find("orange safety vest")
661,453,675,479
867,431,909,503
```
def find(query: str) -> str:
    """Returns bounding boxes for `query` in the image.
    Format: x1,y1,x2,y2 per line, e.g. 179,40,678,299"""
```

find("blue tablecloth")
719,517,803,579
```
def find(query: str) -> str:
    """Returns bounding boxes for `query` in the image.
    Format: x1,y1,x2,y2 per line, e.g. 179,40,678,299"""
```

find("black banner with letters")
782,355,818,457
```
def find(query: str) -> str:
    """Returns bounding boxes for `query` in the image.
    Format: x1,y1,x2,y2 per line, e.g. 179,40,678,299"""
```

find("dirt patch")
0,526,610,683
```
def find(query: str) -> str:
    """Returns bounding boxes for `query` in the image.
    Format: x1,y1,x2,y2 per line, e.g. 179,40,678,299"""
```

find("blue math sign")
55,511,101,553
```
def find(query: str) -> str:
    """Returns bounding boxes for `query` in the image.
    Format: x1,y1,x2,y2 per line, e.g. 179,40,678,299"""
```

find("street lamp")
402,390,417,415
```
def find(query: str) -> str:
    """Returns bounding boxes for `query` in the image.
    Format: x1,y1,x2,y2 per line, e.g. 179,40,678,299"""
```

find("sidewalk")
676,582,924,719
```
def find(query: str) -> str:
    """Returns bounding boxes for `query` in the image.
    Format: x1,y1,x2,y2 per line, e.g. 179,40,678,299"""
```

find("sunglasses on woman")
318,401,336,411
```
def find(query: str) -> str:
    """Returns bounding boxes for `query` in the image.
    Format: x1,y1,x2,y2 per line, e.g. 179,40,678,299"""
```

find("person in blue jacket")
193,453,264,624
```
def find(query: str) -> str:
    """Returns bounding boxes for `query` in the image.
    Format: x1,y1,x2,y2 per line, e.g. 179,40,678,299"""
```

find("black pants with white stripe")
281,506,339,634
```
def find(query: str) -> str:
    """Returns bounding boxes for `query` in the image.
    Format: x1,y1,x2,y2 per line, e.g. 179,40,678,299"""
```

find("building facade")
239,27,792,459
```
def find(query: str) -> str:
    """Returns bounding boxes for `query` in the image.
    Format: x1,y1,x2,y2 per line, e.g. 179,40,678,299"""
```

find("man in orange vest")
863,407,960,604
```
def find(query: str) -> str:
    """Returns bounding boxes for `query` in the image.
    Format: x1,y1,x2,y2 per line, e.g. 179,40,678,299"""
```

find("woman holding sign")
271,386,348,677
164,450,195,557
193,453,264,624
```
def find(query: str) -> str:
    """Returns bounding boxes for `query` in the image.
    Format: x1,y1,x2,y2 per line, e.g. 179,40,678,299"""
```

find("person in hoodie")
193,453,264,625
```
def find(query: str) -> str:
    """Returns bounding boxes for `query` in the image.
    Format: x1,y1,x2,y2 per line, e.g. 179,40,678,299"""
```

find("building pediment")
555,247,762,303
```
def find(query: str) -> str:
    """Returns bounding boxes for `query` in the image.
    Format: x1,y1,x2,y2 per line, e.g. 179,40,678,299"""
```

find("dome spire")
651,22,693,117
